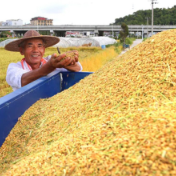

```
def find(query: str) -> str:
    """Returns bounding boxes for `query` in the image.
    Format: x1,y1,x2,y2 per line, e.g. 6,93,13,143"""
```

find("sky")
0,0,175,25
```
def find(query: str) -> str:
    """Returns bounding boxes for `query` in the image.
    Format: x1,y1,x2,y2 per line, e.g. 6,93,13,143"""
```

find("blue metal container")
0,71,93,147
123,44,130,49
101,45,106,49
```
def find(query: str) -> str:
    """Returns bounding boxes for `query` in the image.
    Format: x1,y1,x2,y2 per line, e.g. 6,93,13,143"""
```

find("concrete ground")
120,39,143,55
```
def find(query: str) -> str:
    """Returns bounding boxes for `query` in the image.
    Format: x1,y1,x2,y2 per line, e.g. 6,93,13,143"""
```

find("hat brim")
5,35,60,52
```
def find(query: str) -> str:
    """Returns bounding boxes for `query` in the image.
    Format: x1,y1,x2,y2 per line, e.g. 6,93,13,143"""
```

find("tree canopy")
111,5,176,25
119,23,129,44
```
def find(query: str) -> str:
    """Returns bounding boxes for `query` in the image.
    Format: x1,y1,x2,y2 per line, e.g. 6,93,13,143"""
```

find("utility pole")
112,24,113,37
151,0,158,36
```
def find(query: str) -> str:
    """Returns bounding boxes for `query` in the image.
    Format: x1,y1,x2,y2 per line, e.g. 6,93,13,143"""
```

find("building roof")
6,19,22,21
31,17,53,21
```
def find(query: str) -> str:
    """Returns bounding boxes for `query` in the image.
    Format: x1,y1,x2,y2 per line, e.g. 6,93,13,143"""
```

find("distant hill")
111,5,176,25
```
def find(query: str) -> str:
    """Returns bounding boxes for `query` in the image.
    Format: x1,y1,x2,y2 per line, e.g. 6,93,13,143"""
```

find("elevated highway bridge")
0,25,176,37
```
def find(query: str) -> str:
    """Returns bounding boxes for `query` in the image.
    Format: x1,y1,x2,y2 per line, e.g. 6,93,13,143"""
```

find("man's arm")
64,62,82,72
21,53,81,87
21,60,55,87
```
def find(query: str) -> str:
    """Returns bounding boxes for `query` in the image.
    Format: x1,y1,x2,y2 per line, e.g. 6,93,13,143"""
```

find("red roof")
31,17,47,21
37,17,46,20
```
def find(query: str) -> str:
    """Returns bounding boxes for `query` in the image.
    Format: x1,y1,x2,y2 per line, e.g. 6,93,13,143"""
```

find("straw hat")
5,30,60,52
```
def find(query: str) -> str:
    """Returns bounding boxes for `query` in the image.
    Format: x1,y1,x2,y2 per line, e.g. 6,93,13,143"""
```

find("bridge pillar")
134,32,137,37
144,29,148,38
50,30,54,36
94,29,99,36
10,30,15,38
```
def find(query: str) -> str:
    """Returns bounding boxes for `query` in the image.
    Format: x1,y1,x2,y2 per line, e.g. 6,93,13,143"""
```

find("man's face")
20,38,45,66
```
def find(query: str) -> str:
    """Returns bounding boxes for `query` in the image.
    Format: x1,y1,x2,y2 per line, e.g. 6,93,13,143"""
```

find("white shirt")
6,55,83,91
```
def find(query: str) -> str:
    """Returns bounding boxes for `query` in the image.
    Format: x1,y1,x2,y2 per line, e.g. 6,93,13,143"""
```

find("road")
120,39,143,55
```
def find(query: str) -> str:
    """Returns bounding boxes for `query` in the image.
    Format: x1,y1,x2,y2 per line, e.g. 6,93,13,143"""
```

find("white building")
2,19,23,26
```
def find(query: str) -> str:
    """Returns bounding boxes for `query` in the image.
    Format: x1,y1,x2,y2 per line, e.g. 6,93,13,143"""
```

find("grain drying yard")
1,29,176,175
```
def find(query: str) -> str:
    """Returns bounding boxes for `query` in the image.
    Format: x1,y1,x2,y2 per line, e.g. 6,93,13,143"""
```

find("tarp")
0,37,117,48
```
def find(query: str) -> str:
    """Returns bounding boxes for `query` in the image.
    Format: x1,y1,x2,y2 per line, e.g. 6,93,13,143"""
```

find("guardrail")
0,25,176,33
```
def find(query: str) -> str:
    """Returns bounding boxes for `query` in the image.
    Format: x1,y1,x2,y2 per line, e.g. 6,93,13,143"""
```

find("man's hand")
49,50,79,69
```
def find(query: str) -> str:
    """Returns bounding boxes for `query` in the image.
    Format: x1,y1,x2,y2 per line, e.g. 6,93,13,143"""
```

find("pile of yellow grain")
1,29,176,175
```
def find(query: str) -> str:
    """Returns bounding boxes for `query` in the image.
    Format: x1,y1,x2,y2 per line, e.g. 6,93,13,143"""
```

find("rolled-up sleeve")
77,61,83,72
6,63,29,91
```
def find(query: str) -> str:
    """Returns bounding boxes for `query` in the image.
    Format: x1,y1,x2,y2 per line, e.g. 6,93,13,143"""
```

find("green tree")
0,31,12,38
119,23,129,44
112,5,176,25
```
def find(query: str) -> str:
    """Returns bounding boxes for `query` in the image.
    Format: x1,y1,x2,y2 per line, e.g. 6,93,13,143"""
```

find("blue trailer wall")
0,71,93,147
61,72,93,91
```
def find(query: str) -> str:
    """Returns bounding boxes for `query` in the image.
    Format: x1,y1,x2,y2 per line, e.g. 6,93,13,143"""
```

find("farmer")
5,30,82,91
